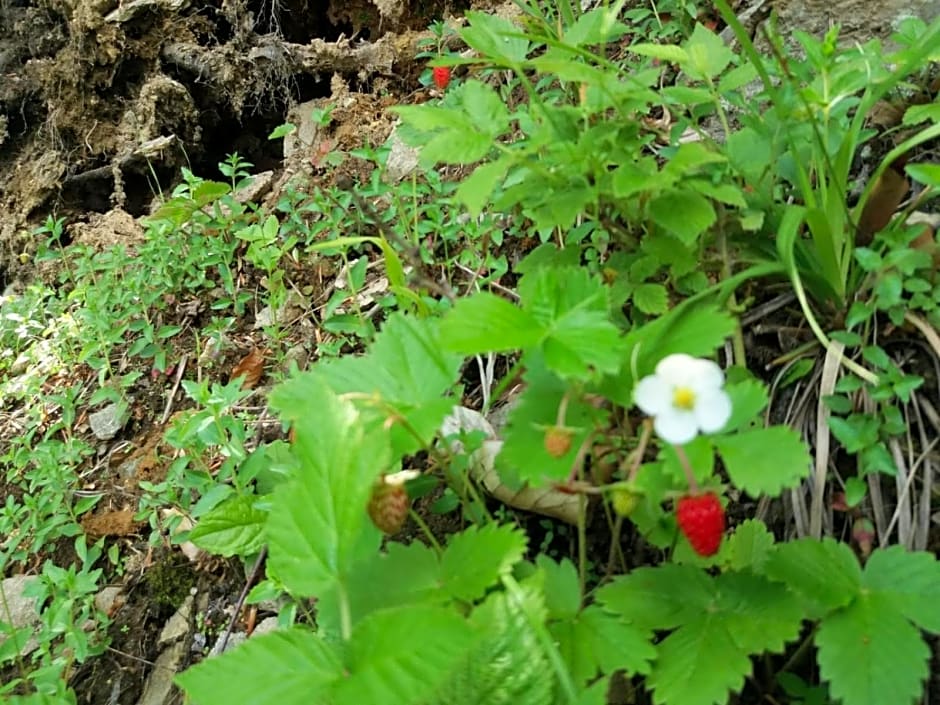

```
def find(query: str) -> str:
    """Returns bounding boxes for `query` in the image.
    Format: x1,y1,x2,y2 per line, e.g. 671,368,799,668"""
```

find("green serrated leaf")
597,564,712,631
713,426,811,496
649,190,717,244
862,546,940,632
441,524,528,602
457,158,511,218
725,519,776,572
537,556,581,620
816,593,929,705
764,538,861,614
633,283,669,314
645,571,802,705
316,313,462,455
318,542,444,632
552,605,655,685
188,495,266,557
441,292,544,353
176,628,342,705
434,584,553,705
460,12,530,64
722,379,769,432
333,606,478,705
684,23,735,79
266,377,388,597
630,42,689,63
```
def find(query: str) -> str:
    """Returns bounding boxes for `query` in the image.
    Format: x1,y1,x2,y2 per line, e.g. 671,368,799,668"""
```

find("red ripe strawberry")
432,66,451,90
676,493,725,557
543,426,573,458
367,476,410,534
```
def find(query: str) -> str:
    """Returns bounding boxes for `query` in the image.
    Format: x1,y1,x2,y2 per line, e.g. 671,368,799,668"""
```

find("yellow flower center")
673,387,696,411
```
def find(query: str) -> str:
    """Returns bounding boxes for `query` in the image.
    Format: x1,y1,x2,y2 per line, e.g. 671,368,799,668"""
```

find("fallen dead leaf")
857,165,909,245
230,347,266,389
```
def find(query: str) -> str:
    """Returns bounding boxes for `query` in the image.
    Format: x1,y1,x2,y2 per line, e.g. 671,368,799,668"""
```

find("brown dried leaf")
230,347,265,390
857,166,909,245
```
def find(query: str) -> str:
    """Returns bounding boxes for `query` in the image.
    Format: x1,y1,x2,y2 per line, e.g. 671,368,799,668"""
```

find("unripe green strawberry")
367,476,410,534
676,492,725,557
543,426,573,458
611,487,642,517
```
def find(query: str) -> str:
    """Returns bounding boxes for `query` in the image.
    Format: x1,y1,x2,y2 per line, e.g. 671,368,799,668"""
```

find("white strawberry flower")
634,353,732,445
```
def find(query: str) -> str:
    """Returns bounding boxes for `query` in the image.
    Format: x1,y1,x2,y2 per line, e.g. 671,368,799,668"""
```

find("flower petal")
655,354,698,387
694,389,732,433
653,408,699,445
634,374,672,416
689,357,725,391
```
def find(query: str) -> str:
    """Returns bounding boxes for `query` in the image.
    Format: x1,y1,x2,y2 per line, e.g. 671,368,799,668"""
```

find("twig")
160,354,188,425
217,545,268,654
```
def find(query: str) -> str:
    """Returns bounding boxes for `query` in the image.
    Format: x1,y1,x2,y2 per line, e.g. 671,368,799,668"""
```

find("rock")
252,616,279,637
210,630,246,656
283,98,322,159
772,0,940,43
135,641,186,705
0,576,41,656
383,126,421,183
158,593,194,647
89,401,130,440
94,586,124,615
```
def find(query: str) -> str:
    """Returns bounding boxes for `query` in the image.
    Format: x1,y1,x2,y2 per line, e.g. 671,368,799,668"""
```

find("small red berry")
367,476,411,534
676,493,725,557
432,66,451,90
543,426,573,458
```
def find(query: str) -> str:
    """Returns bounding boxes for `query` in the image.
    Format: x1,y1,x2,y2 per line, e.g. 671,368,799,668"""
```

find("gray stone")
0,576,41,656
158,593,194,646
89,401,130,440
135,641,186,705
94,586,123,615
383,126,421,183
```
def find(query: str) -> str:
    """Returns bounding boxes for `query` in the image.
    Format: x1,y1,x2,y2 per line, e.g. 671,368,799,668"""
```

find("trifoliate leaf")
764,538,861,615
713,426,811,497
267,378,388,598
664,580,799,705
542,307,626,379
816,593,929,705
333,606,479,705
176,628,342,705
441,524,528,602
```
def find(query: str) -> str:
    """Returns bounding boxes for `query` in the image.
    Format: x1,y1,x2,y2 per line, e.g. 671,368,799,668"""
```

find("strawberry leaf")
600,567,802,705
332,605,478,705
316,313,462,455
816,594,929,705
176,628,342,704
267,377,388,598
441,524,528,602
764,538,860,615
713,426,811,497
551,605,655,685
